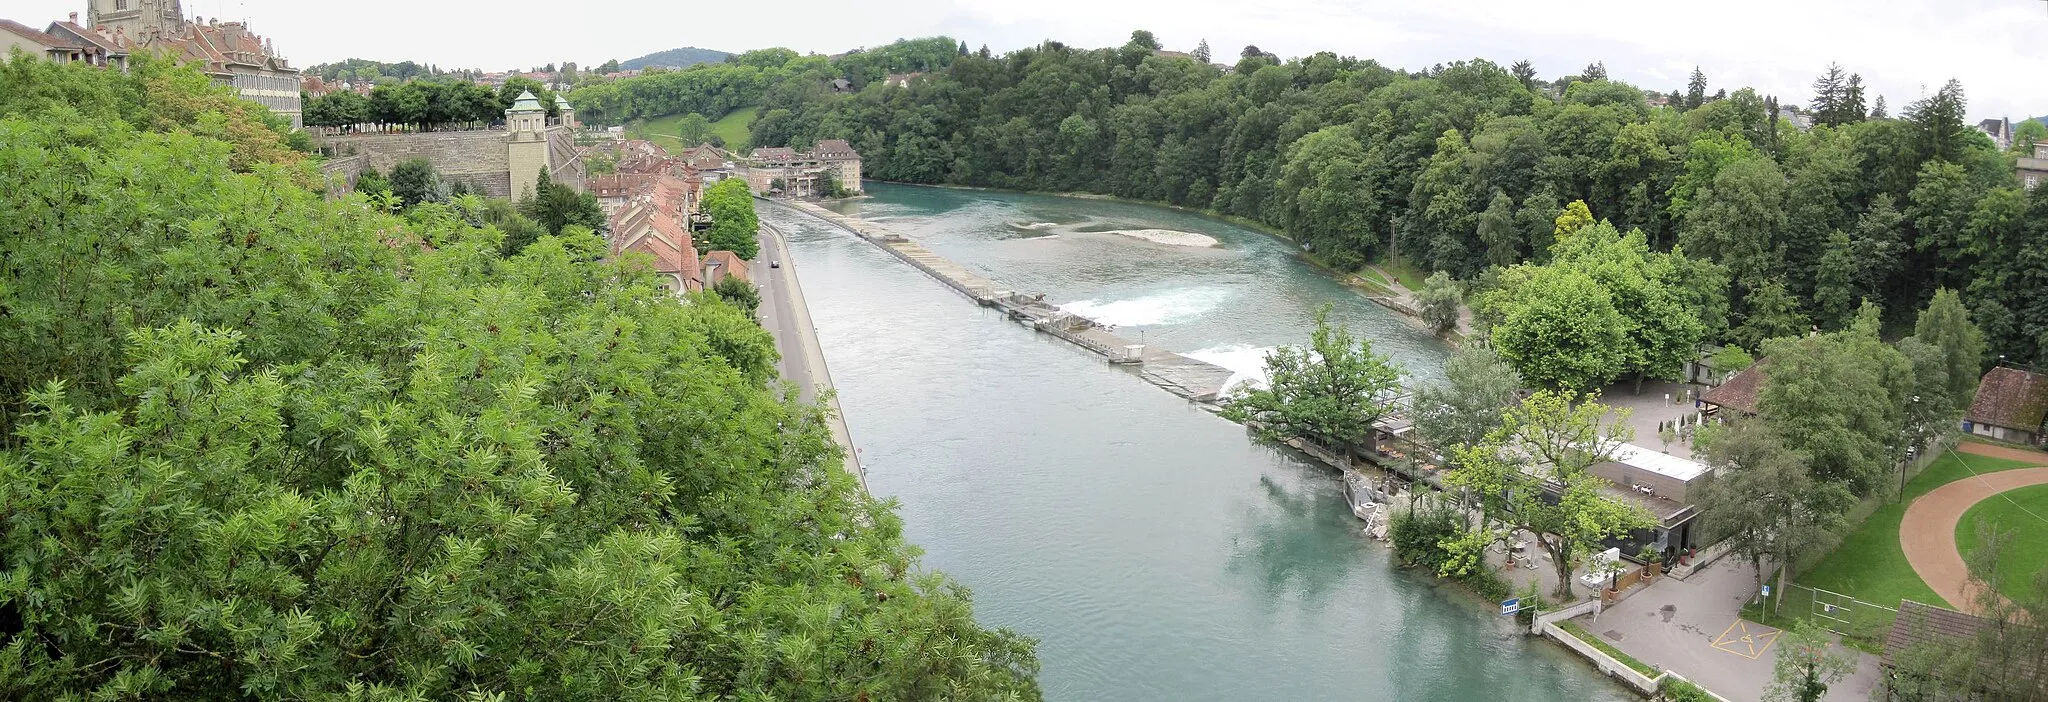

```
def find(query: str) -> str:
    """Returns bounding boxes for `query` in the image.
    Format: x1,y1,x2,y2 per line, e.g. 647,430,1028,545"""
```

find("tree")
1913,287,1987,411
1476,191,1521,268
517,172,606,236
1581,62,1607,81
596,58,620,74
1897,337,1960,457
676,112,712,146
1220,307,1407,456
1482,266,1629,390
2013,119,2048,155
713,274,761,315
1694,420,1853,609
0,69,1041,698
1278,127,1378,268
387,157,441,209
1685,66,1707,110
1764,620,1857,702
1191,39,1212,64
1731,279,1808,350
1550,222,1707,392
1411,344,1523,458
1906,79,1970,165
1759,305,1912,496
1510,60,1537,90
1809,63,1864,128
700,178,761,259
1447,390,1653,599
1811,230,1860,328
1869,95,1886,119
1553,199,1595,243
1418,271,1463,336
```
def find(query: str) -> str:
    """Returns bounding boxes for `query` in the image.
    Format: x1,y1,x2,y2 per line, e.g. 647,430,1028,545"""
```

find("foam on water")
1099,229,1220,248
1183,344,1277,394
1010,221,1062,230
1058,288,1229,327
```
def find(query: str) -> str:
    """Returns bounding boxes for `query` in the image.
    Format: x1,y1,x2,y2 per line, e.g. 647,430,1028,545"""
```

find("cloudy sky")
18,0,2045,120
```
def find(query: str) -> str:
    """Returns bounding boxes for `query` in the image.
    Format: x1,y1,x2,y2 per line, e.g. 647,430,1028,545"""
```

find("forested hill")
620,46,734,71
0,54,1039,699
570,32,2048,368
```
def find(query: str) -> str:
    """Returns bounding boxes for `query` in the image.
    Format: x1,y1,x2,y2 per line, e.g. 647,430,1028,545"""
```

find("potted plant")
1640,547,1664,579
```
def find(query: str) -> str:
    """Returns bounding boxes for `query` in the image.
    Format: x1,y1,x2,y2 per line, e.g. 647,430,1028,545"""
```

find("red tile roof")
1700,359,1768,416
606,174,702,292
702,250,749,285
1967,366,2048,431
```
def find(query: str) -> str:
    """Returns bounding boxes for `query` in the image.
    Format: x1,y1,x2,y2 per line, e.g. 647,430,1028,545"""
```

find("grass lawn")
1955,483,2048,601
1355,266,1391,287
625,106,759,154
1798,451,2041,612
1377,259,1430,292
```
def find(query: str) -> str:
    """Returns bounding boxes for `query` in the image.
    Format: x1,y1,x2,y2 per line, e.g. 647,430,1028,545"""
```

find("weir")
771,199,1238,402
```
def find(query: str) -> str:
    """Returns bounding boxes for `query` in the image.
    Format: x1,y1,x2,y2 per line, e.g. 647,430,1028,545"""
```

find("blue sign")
1761,585,1771,598
1500,598,1521,616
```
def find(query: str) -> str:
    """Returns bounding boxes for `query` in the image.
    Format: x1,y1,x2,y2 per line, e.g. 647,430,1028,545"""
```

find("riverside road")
754,216,865,490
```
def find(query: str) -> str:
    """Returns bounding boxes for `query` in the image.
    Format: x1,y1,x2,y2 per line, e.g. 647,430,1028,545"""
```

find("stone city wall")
318,131,514,197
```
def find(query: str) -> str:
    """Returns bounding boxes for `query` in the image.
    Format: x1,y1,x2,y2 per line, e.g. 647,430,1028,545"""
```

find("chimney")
69,12,78,23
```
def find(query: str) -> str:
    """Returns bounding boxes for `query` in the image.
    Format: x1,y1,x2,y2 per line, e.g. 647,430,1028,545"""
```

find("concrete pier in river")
773,199,1237,402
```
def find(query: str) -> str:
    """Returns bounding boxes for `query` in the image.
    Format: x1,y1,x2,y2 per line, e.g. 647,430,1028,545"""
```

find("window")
115,0,127,9
2029,174,2039,190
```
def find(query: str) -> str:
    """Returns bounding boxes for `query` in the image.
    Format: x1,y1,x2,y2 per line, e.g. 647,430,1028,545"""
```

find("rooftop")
1883,600,1989,668
0,18,82,49
1608,442,1710,482
1597,482,1696,526
1701,360,1767,416
1967,366,2048,430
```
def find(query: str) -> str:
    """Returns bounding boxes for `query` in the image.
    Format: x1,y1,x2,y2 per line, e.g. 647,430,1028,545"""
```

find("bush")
1389,499,1466,572
1389,497,1510,599
1658,676,1711,702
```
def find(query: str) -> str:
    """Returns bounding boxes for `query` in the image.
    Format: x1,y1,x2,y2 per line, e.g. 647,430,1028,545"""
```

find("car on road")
769,261,781,268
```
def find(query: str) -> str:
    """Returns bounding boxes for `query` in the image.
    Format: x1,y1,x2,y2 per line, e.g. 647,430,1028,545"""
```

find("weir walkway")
771,199,1237,402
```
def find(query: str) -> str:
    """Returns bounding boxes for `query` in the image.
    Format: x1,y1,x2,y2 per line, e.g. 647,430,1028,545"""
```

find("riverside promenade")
757,219,867,491
772,199,1237,402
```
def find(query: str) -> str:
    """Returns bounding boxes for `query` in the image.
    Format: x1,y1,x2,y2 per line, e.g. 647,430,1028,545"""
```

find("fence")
1778,583,1899,643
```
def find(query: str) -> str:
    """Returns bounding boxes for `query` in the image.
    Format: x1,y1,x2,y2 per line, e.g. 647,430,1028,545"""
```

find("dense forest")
0,55,1037,699
571,33,2048,367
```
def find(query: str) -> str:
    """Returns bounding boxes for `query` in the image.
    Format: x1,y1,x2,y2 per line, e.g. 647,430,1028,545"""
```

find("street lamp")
1899,395,1920,502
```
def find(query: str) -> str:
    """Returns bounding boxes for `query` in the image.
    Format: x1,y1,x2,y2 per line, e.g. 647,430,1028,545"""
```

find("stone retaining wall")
318,131,514,197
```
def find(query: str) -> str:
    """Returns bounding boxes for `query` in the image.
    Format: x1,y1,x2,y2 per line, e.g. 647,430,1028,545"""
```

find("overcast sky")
17,0,2045,120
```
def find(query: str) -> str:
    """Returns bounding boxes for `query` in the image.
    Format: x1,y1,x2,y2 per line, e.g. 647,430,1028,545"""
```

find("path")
1899,442,2048,614
756,220,867,491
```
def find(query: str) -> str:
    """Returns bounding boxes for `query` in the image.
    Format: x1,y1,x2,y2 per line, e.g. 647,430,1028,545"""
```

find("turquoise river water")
763,183,1630,700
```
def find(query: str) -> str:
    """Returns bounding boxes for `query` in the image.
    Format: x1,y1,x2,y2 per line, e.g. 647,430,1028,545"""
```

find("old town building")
80,0,303,127
740,139,862,196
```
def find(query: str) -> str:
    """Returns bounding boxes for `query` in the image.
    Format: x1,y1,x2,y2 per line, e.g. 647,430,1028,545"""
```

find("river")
763,183,1629,701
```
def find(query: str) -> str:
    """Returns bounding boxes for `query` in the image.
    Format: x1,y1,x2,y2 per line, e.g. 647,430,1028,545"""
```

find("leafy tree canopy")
0,54,1038,700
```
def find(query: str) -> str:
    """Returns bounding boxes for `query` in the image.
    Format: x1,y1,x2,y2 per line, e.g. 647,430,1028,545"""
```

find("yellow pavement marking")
1710,620,1781,660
